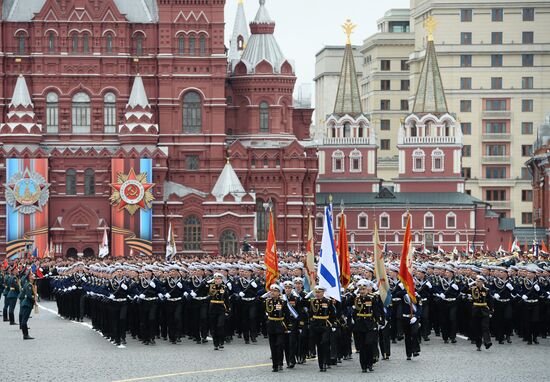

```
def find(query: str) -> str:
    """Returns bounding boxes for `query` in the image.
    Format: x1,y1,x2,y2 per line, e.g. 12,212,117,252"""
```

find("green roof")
316,191,485,207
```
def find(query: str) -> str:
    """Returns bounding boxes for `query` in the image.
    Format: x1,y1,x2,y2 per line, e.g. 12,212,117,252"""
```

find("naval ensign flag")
317,205,341,302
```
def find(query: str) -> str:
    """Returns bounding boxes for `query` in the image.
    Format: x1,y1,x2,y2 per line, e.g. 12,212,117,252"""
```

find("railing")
481,110,512,119
322,137,373,145
402,136,457,144
488,200,511,209
481,156,511,164
482,134,511,141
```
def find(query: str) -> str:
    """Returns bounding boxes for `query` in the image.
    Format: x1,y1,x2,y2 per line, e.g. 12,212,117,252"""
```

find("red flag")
305,213,316,288
508,237,513,252
541,240,548,253
1,259,7,269
337,213,350,289
399,214,416,304
264,210,278,291
36,267,44,279
523,242,528,253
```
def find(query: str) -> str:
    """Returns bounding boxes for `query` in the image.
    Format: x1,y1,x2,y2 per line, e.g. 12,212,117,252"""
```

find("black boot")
22,325,34,340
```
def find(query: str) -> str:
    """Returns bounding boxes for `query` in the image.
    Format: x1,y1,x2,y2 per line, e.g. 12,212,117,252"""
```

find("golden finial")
342,19,356,45
424,15,437,42
238,0,244,4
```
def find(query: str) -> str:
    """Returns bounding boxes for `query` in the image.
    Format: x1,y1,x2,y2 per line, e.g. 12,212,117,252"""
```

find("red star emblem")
110,168,155,215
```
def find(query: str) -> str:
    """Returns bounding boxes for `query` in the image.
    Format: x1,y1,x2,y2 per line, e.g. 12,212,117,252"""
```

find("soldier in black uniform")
282,280,299,368
469,275,493,351
137,267,160,345
520,266,542,345
490,266,513,344
208,273,230,350
415,267,432,341
292,277,309,364
165,266,187,344
108,266,129,346
351,280,383,373
235,265,259,344
265,283,290,372
308,286,336,372
189,266,210,344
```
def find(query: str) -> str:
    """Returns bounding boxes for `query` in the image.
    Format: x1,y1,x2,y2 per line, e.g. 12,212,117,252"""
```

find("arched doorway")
83,248,95,258
66,248,78,258
219,230,238,256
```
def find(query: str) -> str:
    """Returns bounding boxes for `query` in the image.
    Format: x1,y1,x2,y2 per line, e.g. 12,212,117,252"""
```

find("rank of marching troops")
3,255,549,373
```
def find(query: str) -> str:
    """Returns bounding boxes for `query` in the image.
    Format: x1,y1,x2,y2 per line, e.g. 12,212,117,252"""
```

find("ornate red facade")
0,0,316,257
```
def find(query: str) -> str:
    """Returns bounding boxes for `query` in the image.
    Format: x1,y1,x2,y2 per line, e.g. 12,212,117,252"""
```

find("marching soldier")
282,280,299,368
470,276,493,351
234,265,260,344
189,266,210,344
308,285,336,372
265,283,290,372
208,273,230,350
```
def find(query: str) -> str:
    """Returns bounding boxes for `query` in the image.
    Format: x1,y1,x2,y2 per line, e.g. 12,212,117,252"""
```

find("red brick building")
0,0,316,257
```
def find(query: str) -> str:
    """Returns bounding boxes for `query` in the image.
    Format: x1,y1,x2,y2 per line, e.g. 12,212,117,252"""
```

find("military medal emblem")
110,168,155,215
5,169,50,214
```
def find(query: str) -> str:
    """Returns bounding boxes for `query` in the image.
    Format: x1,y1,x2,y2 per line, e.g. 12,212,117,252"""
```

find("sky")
224,0,410,88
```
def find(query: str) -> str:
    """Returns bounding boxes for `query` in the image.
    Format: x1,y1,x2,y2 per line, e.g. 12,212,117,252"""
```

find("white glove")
149,281,156,288
439,293,446,299
121,283,128,290
191,291,197,298
404,294,411,304
251,281,258,288
177,282,183,289
410,317,417,325
506,283,514,291
522,295,528,301
227,282,232,290
158,293,164,299
399,282,405,290
165,293,171,299
331,327,336,332
139,294,145,299
425,281,432,289
452,284,459,291
184,292,189,297
82,277,87,282
534,284,540,292
109,294,115,300
493,293,500,300
239,292,245,298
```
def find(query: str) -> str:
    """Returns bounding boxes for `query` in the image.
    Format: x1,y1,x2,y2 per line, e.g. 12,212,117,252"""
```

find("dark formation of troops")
1,253,550,373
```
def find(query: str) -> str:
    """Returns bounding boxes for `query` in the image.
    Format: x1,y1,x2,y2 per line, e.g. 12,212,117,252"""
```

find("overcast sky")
225,0,410,87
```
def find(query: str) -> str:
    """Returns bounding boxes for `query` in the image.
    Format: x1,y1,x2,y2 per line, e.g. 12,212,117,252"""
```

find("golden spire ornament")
342,19,356,45
424,15,437,42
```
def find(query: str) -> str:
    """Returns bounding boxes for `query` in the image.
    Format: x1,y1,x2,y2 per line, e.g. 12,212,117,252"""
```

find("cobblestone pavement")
1,300,548,382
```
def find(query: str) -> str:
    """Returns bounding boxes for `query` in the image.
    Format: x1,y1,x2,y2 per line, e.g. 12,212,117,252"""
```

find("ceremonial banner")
304,213,316,291
337,212,350,289
374,223,391,307
264,210,278,291
110,158,154,257
318,205,341,302
5,158,49,258
399,214,416,304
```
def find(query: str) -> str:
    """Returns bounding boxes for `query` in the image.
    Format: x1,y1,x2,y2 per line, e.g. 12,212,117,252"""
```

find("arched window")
402,213,410,229
82,33,90,53
350,149,362,172
425,121,433,136
358,212,368,229
447,213,457,229
432,149,445,172
412,148,425,172
71,33,79,53
237,35,244,50
66,169,77,195
46,92,59,133
256,199,268,241
16,32,27,54
189,35,196,55
134,34,143,55
332,150,344,172
380,213,390,229
104,92,117,133
178,36,185,55
72,92,91,133
259,102,269,133
84,168,95,196
199,35,206,56
424,212,434,229
183,91,202,133
183,215,202,250
219,230,238,256
410,121,418,137
344,122,351,138
106,33,113,53
48,32,56,53
357,123,364,138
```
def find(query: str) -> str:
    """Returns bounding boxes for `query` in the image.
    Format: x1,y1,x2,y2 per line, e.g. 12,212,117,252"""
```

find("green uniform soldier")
4,269,20,325
19,272,36,340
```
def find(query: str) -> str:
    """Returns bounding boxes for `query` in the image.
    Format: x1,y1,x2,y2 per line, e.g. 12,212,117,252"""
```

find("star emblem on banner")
4,168,50,215
109,168,155,215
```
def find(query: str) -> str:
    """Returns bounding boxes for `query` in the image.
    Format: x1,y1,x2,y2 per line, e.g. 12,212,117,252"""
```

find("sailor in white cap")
265,283,288,372
208,272,229,350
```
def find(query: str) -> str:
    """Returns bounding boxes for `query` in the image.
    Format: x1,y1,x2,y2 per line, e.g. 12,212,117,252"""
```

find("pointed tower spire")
119,74,158,144
10,74,33,108
228,0,250,63
412,16,448,115
333,20,363,116
211,160,247,202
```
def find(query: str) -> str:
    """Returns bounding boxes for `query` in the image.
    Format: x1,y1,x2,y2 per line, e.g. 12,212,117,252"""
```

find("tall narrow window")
199,35,206,56
183,215,202,250
72,92,91,134
178,36,185,55
104,92,116,134
189,36,196,55
48,32,56,53
46,92,59,133
183,91,202,133
106,33,113,53
84,169,95,196
17,33,26,54
66,169,77,195
135,34,143,55
71,34,78,53
259,102,269,133
82,34,90,53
